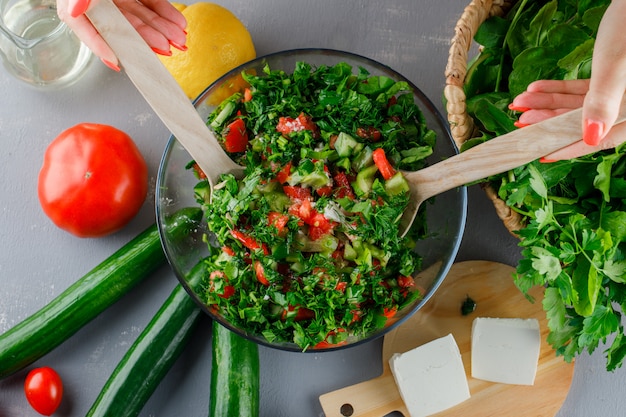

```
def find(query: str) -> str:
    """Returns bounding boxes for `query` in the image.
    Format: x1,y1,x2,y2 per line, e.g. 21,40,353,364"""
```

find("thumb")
582,0,626,146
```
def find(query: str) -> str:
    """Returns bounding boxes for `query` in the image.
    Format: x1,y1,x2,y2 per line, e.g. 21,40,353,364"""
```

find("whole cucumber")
209,322,260,417
86,260,206,417
0,207,202,378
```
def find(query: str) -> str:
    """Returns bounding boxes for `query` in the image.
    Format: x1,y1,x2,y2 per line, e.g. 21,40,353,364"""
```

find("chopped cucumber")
385,171,410,195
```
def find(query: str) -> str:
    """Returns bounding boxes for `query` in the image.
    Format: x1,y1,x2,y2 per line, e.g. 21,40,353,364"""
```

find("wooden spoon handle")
85,0,241,183
409,94,626,201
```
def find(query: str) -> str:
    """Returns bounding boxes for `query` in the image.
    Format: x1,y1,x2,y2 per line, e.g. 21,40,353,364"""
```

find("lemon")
159,2,256,101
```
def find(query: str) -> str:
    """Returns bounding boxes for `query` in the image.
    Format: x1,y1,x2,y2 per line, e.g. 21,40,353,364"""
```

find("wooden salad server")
399,94,626,236
85,0,244,193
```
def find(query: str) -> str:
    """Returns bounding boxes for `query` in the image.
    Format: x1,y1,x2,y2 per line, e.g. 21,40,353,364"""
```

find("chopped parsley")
192,61,437,350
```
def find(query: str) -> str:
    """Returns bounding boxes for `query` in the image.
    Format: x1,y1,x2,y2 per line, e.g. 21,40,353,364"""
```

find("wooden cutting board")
319,260,574,417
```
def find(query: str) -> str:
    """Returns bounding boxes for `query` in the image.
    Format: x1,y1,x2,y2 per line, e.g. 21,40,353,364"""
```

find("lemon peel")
159,2,256,101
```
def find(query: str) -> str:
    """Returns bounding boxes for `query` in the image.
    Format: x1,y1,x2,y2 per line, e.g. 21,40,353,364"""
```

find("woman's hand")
57,0,187,70
509,0,626,162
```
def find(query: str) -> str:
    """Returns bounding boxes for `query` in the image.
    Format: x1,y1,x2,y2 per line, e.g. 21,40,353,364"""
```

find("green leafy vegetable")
465,0,626,371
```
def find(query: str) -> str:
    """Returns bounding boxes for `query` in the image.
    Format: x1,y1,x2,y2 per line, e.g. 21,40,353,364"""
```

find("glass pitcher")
0,0,92,88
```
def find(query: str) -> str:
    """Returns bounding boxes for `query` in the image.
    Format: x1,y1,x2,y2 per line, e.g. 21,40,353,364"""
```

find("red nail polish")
101,58,121,72
70,0,90,17
508,103,530,112
169,40,188,52
583,119,604,146
514,121,529,128
539,157,557,163
151,46,172,56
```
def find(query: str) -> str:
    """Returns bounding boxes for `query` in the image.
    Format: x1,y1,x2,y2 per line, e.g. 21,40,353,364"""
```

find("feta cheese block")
471,317,541,385
388,333,470,417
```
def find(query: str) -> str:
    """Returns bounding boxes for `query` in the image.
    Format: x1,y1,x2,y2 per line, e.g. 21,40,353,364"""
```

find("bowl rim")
156,47,467,352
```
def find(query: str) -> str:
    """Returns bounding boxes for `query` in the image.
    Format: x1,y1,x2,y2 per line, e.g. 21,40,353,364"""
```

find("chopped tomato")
276,112,319,137
283,185,311,200
254,261,270,286
335,281,347,292
276,162,292,183
383,306,398,318
221,246,235,256
191,162,207,179
209,271,235,299
372,148,396,180
243,87,253,102
356,126,382,142
223,118,248,153
316,184,333,197
281,305,315,321
268,211,289,236
308,212,334,240
230,229,269,254
314,329,348,349
333,172,355,199
398,275,416,288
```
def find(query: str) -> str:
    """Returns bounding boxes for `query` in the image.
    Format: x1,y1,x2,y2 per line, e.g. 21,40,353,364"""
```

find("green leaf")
594,155,615,202
602,259,626,284
572,257,601,317
528,163,548,198
530,246,561,282
601,211,626,242
509,47,564,97
579,304,620,352
472,98,517,136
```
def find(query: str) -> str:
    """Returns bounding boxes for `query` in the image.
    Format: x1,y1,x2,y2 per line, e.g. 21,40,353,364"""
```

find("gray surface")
0,1,622,416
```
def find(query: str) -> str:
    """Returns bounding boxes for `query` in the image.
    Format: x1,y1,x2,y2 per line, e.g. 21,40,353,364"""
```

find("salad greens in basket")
190,61,438,350
462,0,626,370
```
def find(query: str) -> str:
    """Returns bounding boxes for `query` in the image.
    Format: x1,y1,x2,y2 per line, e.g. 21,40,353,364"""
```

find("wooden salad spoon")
85,0,244,193
398,95,626,237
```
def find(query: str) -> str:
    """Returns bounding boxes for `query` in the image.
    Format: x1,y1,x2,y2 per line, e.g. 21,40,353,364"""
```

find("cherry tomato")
38,123,148,238
24,367,63,416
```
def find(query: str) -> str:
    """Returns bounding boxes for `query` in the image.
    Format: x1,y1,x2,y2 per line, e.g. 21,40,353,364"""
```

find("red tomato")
37,123,148,238
24,367,63,416
275,162,292,183
372,148,396,180
268,211,289,236
333,172,355,199
223,118,249,153
398,275,416,288
254,261,270,286
283,185,311,200
276,112,319,137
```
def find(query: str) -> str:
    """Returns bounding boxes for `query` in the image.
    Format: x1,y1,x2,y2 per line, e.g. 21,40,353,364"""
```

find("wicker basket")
444,0,523,234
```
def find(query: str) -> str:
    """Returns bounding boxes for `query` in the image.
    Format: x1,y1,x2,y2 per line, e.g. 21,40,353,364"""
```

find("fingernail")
583,119,605,146
69,0,90,17
101,58,120,72
151,46,172,56
508,103,530,112
514,121,530,128
540,157,557,163
169,40,188,52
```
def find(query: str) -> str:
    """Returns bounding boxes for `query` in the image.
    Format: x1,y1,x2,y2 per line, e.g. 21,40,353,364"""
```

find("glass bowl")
156,48,467,352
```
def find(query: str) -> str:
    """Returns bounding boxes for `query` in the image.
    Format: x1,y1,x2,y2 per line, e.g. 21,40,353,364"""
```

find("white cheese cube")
471,317,541,385
389,333,470,417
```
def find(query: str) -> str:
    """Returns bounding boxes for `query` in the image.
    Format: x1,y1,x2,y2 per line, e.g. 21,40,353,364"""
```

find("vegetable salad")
192,61,437,349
